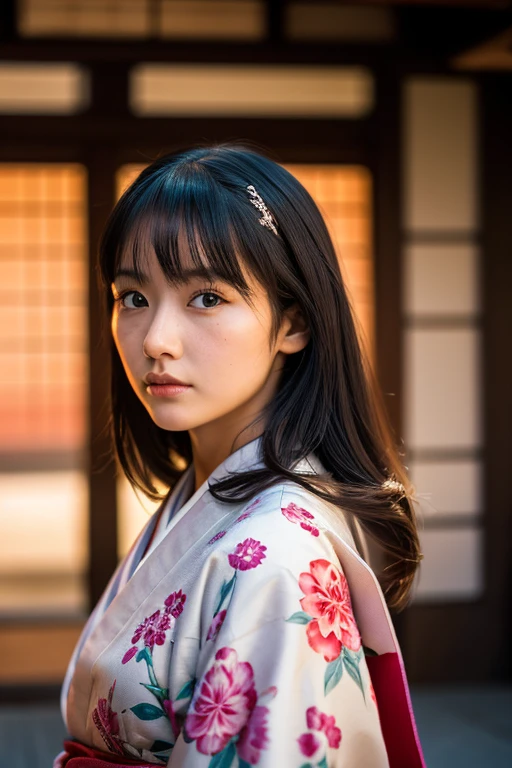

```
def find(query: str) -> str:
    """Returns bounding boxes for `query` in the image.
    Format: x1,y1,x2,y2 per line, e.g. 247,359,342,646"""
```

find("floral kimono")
55,436,425,768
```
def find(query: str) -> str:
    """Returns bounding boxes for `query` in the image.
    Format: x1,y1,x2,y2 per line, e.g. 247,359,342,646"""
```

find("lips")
145,373,190,386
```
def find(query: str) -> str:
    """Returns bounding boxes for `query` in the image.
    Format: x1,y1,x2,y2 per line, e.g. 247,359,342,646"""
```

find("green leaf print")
208,739,236,767
317,757,328,768
285,611,312,625
141,683,168,699
150,740,173,753
135,647,152,665
214,573,237,615
324,655,343,695
176,678,196,701
343,647,365,701
130,702,166,720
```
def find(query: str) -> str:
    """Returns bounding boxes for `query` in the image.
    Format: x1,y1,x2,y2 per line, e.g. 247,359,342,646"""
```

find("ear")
278,302,310,355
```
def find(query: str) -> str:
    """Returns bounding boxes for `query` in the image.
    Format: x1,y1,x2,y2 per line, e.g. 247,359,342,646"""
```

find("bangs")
101,165,263,304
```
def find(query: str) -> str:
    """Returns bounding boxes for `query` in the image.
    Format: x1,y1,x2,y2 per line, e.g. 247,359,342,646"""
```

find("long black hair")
98,141,422,611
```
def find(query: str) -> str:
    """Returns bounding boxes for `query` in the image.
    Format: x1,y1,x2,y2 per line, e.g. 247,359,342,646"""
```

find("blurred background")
0,0,511,765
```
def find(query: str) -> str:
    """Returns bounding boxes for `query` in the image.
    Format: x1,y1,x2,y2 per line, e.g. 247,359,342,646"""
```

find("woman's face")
111,234,308,444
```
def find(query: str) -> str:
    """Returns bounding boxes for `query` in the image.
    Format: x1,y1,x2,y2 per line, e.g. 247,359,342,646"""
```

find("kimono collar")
193,434,325,494
207,434,266,484
145,435,325,556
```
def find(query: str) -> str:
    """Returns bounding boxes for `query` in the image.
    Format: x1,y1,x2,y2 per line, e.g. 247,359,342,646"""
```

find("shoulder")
205,480,359,578
197,480,395,655
196,482,368,650
243,480,358,546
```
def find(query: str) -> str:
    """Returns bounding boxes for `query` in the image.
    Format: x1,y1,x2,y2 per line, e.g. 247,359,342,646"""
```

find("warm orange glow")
284,164,374,362
0,164,88,452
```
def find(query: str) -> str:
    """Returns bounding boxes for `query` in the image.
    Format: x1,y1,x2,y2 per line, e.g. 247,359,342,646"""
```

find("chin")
147,412,193,432
145,402,210,433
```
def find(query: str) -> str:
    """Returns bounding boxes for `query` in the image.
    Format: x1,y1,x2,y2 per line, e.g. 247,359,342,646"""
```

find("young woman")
55,143,425,767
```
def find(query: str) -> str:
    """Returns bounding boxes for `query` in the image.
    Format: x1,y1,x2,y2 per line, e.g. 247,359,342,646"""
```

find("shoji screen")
0,165,89,618
402,79,483,601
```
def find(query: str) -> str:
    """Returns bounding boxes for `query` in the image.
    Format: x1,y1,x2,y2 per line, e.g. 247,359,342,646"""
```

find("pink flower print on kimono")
131,609,171,652
281,501,320,537
184,646,275,766
116,589,187,759
206,538,267,642
207,530,227,546
122,589,187,663
234,496,262,524
287,559,367,699
92,680,126,756
206,499,263,548
228,538,267,571
206,609,227,642
297,705,342,767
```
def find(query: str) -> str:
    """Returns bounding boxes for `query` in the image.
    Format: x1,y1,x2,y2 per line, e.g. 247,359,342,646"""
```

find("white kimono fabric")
57,436,425,768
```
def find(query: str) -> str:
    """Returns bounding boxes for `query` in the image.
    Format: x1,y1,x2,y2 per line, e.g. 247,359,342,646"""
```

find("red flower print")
369,680,378,709
298,732,321,758
228,538,267,571
281,501,320,537
207,530,227,545
305,706,324,731
325,718,342,749
163,698,181,740
131,609,171,650
206,609,227,642
299,559,361,661
185,647,261,756
121,646,138,665
237,705,270,764
164,589,187,618
306,707,342,749
298,705,342,760
122,590,186,663
91,680,124,755
235,497,261,524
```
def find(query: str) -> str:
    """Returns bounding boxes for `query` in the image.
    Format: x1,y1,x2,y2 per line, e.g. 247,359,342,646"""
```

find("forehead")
115,219,212,279
118,221,205,266
114,219,257,291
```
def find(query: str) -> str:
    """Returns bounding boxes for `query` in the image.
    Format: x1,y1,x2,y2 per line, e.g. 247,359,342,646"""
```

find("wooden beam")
86,147,119,610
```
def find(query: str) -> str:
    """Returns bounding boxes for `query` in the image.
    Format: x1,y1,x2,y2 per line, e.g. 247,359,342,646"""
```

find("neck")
188,422,264,493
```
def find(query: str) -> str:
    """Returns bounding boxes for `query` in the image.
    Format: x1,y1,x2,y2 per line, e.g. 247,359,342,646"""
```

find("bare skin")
111,236,310,494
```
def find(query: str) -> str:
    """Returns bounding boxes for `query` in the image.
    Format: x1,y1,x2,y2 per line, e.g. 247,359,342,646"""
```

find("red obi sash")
366,652,425,768
54,740,155,768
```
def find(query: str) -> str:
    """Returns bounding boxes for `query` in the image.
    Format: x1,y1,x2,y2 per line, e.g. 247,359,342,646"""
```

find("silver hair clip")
246,184,279,237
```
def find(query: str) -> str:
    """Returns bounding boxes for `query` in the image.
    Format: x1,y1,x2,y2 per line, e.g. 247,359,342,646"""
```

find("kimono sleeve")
167,490,389,768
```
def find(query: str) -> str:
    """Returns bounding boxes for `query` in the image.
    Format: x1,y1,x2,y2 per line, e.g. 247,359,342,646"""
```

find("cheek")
198,310,272,374
112,317,141,369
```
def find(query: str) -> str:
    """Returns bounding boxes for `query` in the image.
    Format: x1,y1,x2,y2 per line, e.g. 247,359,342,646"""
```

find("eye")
189,291,224,309
116,290,148,309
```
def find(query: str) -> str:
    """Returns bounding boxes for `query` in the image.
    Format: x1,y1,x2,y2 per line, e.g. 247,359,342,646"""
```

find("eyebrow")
113,267,224,285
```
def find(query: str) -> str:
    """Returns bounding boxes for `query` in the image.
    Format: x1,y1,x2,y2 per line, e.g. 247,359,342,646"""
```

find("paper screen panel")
0,165,88,453
0,164,89,619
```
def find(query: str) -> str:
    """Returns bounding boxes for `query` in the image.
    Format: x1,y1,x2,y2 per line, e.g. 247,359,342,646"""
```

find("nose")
143,308,183,360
